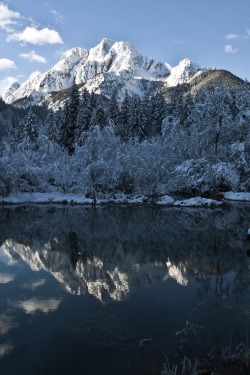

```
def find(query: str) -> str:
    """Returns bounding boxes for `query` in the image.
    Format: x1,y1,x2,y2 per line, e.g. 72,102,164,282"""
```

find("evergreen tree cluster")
45,85,167,153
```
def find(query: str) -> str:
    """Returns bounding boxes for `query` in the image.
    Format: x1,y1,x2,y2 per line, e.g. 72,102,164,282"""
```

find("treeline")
0,81,250,197
47,84,167,154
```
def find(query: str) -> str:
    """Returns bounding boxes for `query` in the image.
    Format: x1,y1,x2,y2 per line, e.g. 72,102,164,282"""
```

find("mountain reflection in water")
0,204,250,374
1,205,249,302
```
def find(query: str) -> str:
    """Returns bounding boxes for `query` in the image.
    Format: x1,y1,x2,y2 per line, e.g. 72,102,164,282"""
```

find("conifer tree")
89,109,98,128
95,102,108,127
117,90,129,137
58,81,80,154
151,92,166,135
108,89,119,125
137,97,148,139
24,109,39,144
128,94,140,137
46,109,58,142
76,89,92,140
58,102,71,150
166,84,185,124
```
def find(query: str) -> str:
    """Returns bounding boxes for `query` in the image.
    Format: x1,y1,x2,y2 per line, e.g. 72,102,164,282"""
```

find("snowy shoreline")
222,192,250,202
0,191,248,207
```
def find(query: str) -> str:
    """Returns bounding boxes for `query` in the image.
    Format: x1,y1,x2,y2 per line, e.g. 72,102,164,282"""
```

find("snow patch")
0,193,225,208
174,197,222,207
223,192,250,202
0,192,146,205
155,195,175,205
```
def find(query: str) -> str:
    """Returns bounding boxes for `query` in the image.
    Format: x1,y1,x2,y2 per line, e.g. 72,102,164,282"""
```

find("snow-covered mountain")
165,58,204,87
2,39,207,105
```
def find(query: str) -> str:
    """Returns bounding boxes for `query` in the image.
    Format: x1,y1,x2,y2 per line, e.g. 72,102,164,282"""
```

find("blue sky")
0,0,250,95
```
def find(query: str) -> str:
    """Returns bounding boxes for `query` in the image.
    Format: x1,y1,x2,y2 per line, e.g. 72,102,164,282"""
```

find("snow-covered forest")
0,80,250,198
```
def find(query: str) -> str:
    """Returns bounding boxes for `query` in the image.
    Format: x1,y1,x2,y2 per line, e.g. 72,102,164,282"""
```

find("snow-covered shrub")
239,178,250,192
123,137,170,197
212,162,240,191
0,168,12,196
170,159,213,194
16,168,41,192
0,179,7,196
228,142,250,189
0,150,20,196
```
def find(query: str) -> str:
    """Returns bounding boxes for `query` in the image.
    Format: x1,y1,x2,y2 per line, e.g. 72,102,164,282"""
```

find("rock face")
2,39,207,105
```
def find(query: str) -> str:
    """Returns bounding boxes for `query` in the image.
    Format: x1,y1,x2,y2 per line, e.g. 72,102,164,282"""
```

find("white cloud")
19,50,47,64
15,297,61,314
0,58,16,70
49,9,64,24
225,33,239,40
224,44,239,53
0,3,21,31
7,26,63,45
0,76,18,96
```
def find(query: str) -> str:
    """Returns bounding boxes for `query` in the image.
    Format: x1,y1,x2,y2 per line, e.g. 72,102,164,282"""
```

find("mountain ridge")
2,39,208,106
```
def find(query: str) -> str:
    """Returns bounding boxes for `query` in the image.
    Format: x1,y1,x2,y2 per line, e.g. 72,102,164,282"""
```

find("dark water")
0,204,250,375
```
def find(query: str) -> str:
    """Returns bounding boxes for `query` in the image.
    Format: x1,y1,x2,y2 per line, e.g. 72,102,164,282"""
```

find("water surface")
0,204,250,374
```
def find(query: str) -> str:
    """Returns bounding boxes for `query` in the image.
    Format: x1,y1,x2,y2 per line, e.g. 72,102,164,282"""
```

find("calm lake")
0,204,250,374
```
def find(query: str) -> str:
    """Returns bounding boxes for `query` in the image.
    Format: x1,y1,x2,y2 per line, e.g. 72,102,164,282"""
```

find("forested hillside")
1,77,250,198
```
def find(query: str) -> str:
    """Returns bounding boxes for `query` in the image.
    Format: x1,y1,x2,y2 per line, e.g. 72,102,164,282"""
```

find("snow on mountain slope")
165,58,206,86
38,47,88,93
12,71,43,102
2,39,207,105
2,81,20,103
2,71,43,104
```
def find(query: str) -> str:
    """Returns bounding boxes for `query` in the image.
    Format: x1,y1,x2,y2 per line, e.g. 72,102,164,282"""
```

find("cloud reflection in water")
0,314,19,335
21,279,46,291
0,273,15,284
14,297,61,314
0,342,13,358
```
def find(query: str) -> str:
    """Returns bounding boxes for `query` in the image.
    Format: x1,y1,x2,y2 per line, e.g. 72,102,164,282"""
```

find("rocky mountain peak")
165,58,206,87
2,39,208,106
88,38,114,61
56,47,88,69
2,81,20,102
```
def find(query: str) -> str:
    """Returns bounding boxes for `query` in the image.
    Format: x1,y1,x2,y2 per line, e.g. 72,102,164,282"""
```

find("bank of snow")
0,192,145,205
155,195,175,205
0,193,92,205
0,192,224,208
174,197,222,207
223,192,250,202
